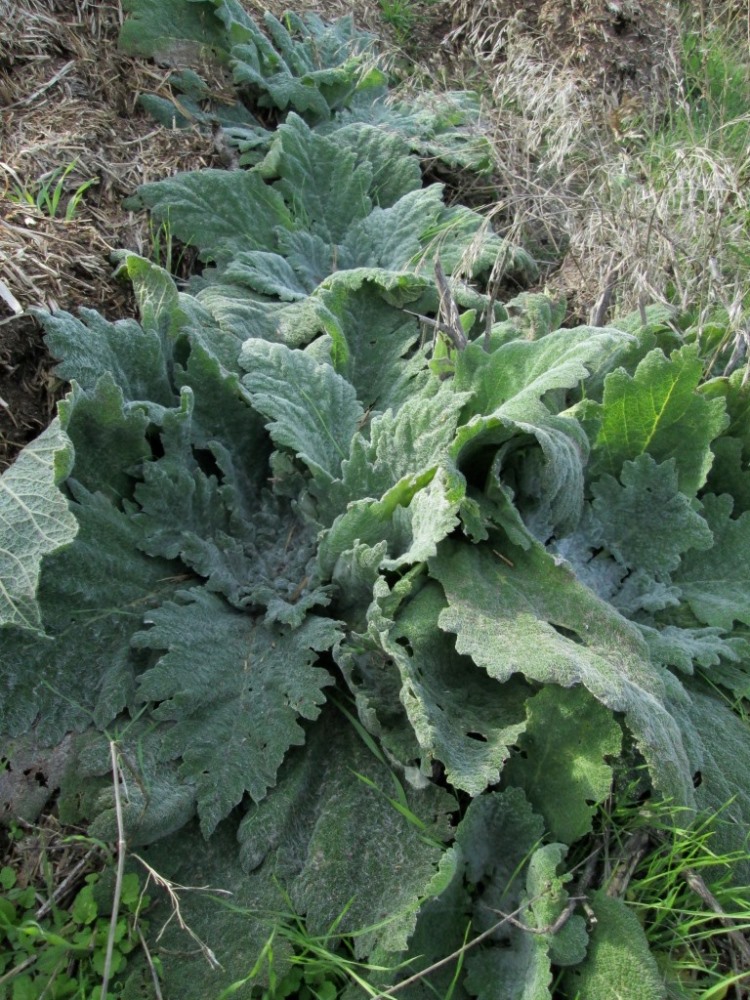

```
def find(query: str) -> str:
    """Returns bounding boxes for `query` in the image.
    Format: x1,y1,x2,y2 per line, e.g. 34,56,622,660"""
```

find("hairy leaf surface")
430,540,694,805
0,420,77,631
672,492,750,630
241,339,363,484
502,686,622,844
590,346,728,495
133,590,338,834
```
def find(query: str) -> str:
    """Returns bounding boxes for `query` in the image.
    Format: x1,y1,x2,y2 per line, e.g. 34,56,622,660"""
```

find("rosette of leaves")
121,0,492,172
5,239,750,996
2,16,750,997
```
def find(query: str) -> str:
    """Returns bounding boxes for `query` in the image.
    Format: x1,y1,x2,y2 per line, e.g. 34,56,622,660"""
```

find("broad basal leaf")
672,492,750,630
0,486,185,742
314,279,427,414
668,683,750,886
119,0,226,62
241,339,363,484
340,380,469,503
383,581,532,793
562,893,666,1000
128,167,293,269
39,307,177,407
590,454,713,574
466,843,587,1000
228,12,376,121
239,716,454,958
133,589,339,835
449,326,631,541
502,685,622,844
261,114,382,244
589,345,728,495
454,325,632,422
430,540,694,806
0,419,77,631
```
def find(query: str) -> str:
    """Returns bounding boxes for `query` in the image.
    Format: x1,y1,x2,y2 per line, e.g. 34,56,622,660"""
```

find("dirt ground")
0,0,683,471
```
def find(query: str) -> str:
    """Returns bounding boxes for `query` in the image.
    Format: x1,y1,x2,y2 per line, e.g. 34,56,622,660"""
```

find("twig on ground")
100,740,127,1000
131,853,230,970
138,927,165,1000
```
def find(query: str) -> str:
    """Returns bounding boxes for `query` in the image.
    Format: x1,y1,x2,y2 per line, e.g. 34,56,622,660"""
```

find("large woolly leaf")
449,327,631,541
668,684,750,885
133,590,338,835
119,0,226,62
261,115,381,244
0,420,77,631
502,685,622,844
340,185,447,271
228,12,378,121
241,339,363,484
430,540,694,806
589,345,728,495
466,843,587,1000
340,380,470,502
590,454,713,574
314,280,427,413
39,307,177,406
562,893,666,1000
454,324,631,421
239,717,454,958
59,724,197,847
119,818,295,999
671,492,750,630
384,581,532,793
128,168,293,268
0,486,184,743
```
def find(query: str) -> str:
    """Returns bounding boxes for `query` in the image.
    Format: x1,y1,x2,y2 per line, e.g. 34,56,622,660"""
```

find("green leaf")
72,883,98,925
39,306,177,406
0,420,77,632
590,455,713,574
228,13,375,121
58,377,152,505
128,168,293,269
450,326,629,540
118,817,295,999
340,185,445,271
59,723,198,846
466,843,587,1000
384,581,532,794
562,893,666,1000
241,339,363,484
326,121,422,206
668,684,750,885
454,325,630,421
133,590,338,834
672,493,750,630
261,114,378,244
502,686,622,844
315,281,427,414
119,0,227,61
0,486,185,743
341,381,469,503
639,623,743,674
239,717,453,958
430,540,694,806
590,345,728,495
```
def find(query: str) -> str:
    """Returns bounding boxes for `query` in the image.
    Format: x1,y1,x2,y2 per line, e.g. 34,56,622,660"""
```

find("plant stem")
100,741,126,1000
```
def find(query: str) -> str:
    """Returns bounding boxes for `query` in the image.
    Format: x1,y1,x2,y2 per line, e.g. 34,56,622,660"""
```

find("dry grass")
0,0,218,317
440,0,750,360
0,0,219,466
